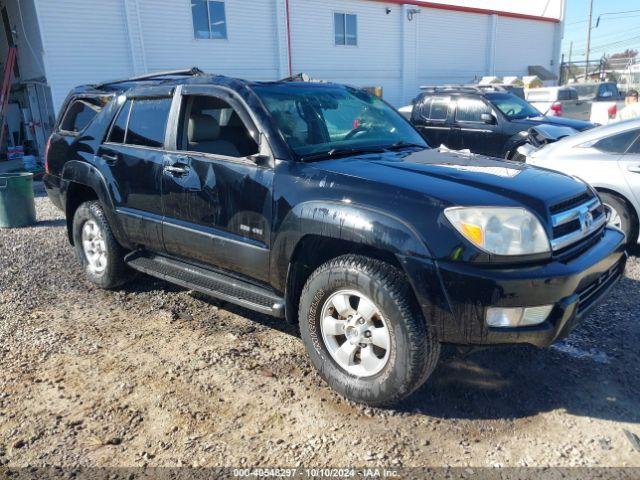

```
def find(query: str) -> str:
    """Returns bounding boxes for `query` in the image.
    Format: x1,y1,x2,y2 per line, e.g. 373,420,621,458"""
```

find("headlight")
444,207,550,255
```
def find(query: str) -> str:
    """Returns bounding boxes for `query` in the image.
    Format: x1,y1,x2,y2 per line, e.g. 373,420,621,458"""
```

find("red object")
608,104,617,119
44,135,52,174
364,0,559,23
549,102,563,117
353,119,360,129
0,46,17,149
285,0,293,77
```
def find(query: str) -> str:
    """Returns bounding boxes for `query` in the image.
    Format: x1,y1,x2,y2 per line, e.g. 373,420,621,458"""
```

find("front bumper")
402,227,627,348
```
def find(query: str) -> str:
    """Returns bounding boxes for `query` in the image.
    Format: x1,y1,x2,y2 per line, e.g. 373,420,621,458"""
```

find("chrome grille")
550,195,607,251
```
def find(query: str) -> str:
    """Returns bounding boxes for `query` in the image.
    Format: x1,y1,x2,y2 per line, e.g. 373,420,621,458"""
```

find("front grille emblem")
583,211,594,231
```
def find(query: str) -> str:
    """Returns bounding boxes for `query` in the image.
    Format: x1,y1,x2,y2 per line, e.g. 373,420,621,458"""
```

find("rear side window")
108,97,172,148
593,129,640,154
526,90,552,102
418,96,449,121
59,97,107,134
108,100,132,144
557,89,575,101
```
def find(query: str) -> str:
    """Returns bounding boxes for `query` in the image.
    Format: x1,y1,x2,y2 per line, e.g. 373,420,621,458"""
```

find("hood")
511,115,594,131
310,148,589,218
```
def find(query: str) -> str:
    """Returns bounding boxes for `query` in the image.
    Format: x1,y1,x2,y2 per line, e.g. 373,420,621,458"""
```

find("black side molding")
125,252,285,318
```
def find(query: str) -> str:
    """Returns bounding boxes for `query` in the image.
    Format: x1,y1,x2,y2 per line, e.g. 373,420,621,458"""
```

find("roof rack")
419,84,509,94
279,72,328,83
94,67,205,89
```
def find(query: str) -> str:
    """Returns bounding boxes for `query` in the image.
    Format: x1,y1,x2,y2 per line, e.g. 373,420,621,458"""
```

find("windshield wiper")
386,141,426,151
299,146,386,162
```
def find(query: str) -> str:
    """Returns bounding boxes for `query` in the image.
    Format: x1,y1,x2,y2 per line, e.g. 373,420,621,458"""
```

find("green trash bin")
0,172,37,228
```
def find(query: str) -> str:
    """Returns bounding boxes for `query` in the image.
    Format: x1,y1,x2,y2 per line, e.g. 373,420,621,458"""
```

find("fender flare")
271,200,432,291
60,160,129,247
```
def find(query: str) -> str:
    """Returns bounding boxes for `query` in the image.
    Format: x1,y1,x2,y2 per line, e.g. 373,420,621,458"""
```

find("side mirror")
481,113,496,124
249,132,272,166
249,153,271,166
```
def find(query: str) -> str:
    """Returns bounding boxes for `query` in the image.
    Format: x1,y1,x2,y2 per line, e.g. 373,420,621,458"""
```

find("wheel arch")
274,201,432,324
60,160,128,247
594,186,640,242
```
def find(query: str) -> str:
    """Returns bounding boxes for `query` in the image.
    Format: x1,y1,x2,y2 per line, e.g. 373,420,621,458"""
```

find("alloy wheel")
320,290,391,377
81,220,107,275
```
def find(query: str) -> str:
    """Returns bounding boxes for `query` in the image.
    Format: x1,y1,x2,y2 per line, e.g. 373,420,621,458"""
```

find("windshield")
488,93,542,120
253,83,427,159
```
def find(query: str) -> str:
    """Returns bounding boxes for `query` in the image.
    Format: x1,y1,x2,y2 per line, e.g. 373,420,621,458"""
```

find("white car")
526,118,640,245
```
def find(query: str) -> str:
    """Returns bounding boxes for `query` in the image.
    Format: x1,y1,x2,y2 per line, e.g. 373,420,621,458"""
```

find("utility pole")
568,41,573,64
584,0,593,80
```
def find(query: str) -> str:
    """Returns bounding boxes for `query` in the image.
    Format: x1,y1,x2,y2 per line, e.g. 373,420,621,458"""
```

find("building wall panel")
494,17,556,77
416,8,491,88
137,0,280,80
289,0,404,106
35,0,134,112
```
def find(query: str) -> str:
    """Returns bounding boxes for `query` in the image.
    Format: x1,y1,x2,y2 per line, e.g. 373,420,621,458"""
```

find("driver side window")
178,95,258,158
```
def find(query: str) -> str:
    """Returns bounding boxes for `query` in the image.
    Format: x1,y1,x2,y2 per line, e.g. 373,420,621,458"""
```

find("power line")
567,25,640,48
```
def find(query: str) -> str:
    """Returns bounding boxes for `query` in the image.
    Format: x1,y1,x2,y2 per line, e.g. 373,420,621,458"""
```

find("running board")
125,253,285,318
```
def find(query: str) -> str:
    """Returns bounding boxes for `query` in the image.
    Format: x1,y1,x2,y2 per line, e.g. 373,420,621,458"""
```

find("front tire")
72,201,131,289
298,255,440,406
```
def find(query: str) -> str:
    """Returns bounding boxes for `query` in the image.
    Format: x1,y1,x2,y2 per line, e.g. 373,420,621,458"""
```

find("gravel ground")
1,190,639,469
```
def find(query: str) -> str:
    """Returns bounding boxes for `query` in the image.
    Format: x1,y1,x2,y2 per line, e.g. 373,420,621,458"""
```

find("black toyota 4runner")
410,86,593,159
44,69,626,406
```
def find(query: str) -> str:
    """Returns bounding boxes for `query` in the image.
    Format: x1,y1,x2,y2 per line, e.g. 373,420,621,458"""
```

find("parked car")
526,118,640,245
406,86,593,159
44,69,626,406
525,86,580,118
565,82,626,124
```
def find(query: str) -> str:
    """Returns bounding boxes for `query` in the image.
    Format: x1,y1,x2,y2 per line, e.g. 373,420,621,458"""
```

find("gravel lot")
1,189,639,470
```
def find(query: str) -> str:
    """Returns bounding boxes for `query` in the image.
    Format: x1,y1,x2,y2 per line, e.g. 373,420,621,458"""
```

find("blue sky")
562,0,640,60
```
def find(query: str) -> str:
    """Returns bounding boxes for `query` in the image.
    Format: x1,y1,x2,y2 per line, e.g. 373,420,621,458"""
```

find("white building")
0,0,565,156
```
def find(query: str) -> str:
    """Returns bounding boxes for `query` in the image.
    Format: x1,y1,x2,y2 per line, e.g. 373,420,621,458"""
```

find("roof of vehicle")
69,68,342,97
418,84,513,95
568,81,616,87
526,86,576,92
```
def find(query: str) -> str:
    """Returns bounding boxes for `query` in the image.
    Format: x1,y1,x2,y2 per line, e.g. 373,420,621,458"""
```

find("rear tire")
599,191,638,245
298,254,440,407
72,201,131,289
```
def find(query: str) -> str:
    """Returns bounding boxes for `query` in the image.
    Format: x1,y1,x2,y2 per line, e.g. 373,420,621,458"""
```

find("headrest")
227,111,243,128
188,114,220,143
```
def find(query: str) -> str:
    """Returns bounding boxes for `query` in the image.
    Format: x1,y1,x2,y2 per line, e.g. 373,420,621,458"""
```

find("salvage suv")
44,69,627,406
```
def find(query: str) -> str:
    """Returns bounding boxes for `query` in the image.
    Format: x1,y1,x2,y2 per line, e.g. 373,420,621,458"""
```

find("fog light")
486,305,553,327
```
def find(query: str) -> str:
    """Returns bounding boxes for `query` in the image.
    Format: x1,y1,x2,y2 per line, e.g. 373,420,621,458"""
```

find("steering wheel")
505,108,516,116
344,125,368,141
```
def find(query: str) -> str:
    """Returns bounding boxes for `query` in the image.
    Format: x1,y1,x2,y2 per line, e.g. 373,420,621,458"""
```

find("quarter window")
191,0,227,39
334,13,357,46
593,129,640,154
59,98,107,134
455,98,490,122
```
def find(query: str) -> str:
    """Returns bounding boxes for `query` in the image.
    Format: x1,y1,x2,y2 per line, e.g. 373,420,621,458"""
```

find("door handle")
628,165,640,174
164,164,190,176
102,153,119,165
